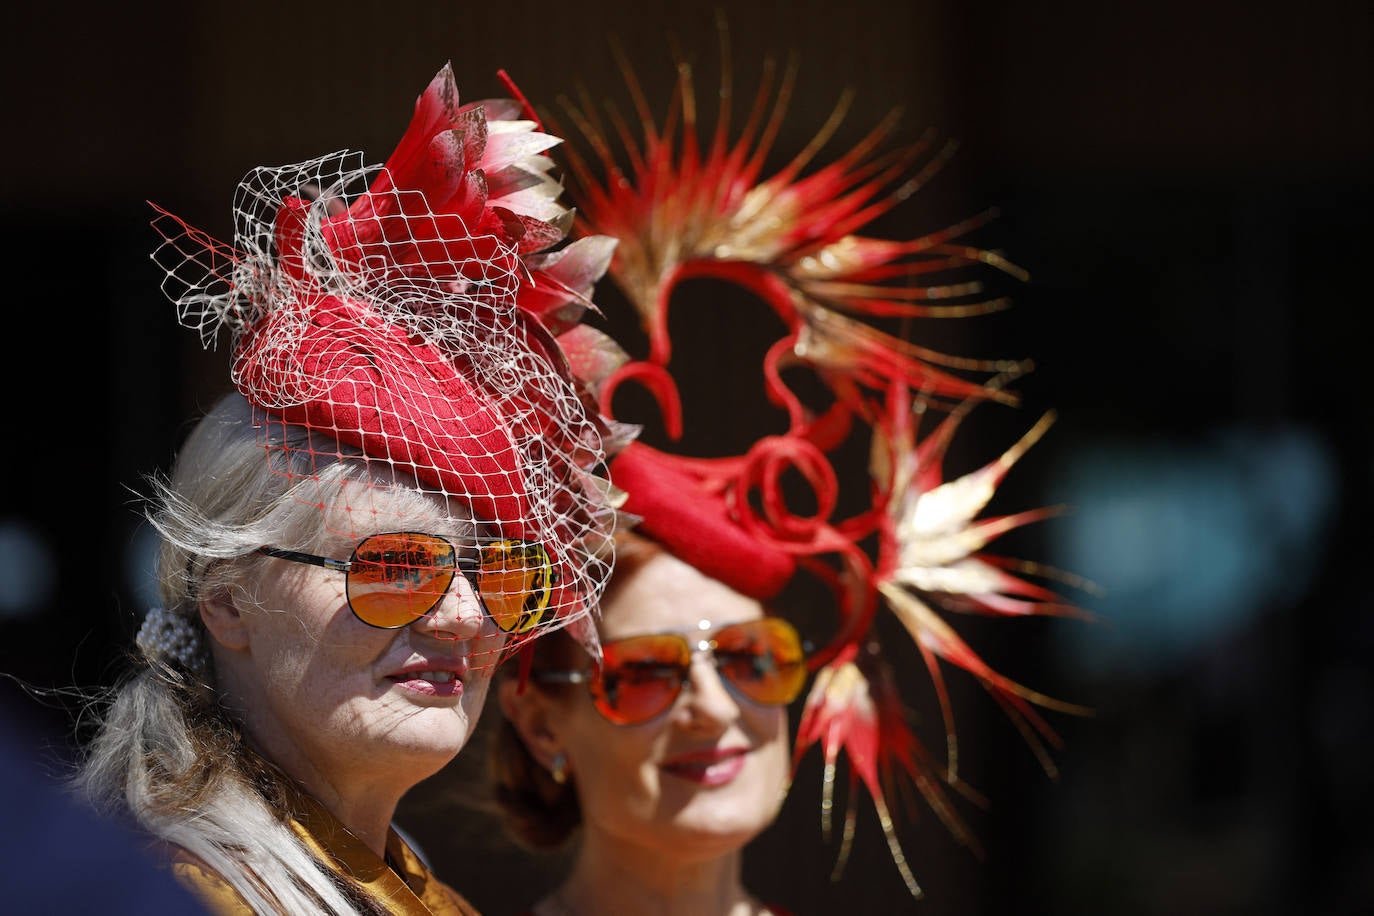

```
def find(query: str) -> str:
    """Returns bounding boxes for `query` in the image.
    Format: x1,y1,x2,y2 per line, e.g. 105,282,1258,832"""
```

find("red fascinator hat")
150,64,630,648
610,442,796,600
552,34,1093,898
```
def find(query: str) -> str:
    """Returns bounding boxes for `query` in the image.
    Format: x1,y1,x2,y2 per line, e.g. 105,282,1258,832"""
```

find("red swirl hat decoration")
550,32,1094,898
149,63,634,658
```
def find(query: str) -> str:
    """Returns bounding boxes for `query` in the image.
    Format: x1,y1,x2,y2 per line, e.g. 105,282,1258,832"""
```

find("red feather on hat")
150,62,630,641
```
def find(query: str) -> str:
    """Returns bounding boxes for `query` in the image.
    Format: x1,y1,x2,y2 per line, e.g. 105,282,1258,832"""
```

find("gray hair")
74,391,378,914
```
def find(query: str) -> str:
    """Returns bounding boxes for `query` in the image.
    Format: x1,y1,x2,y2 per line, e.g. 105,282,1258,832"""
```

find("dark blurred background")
2,2,1370,914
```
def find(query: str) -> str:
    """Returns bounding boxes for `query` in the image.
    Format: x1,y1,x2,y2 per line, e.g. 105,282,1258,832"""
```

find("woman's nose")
413,574,485,641
677,654,742,728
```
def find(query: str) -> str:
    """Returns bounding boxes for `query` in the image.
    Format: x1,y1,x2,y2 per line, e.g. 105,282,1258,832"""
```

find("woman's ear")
199,589,250,652
499,678,565,768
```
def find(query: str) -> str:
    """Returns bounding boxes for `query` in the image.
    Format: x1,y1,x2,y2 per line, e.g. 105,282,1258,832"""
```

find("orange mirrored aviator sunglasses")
533,618,809,725
257,532,555,633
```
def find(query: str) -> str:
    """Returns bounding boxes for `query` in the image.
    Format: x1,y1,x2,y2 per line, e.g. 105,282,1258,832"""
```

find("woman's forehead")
321,476,480,538
598,552,763,641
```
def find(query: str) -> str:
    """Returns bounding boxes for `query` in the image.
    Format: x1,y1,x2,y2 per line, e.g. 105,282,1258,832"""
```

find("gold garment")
171,789,478,915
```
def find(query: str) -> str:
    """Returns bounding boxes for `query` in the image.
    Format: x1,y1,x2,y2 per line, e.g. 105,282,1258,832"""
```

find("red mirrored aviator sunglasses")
257,532,555,633
533,618,809,725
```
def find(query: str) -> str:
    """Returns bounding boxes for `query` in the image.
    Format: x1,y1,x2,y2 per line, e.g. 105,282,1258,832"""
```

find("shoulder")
421,873,485,916
388,825,484,915
168,849,255,916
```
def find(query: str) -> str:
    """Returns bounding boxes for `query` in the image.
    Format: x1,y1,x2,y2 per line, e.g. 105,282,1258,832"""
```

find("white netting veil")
148,64,628,666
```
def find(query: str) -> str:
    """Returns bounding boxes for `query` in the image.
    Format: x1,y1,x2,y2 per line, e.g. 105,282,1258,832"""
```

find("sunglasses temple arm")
256,546,351,572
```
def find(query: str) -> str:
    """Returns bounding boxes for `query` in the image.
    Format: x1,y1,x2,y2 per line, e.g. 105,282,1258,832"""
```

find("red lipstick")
661,746,749,786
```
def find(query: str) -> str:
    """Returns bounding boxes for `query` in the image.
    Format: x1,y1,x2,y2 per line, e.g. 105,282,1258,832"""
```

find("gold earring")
550,752,569,785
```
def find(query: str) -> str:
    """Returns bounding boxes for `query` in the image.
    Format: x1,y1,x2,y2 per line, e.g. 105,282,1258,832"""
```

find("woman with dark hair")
73,63,626,916
486,35,1088,911
494,526,806,916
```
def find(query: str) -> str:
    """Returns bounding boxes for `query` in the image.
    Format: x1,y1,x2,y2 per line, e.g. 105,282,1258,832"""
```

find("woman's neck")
298,775,403,857
223,675,408,857
240,728,405,857
544,828,763,916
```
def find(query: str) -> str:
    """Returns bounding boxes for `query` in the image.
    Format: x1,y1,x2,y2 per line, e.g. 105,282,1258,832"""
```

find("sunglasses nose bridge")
414,571,485,640
678,649,745,724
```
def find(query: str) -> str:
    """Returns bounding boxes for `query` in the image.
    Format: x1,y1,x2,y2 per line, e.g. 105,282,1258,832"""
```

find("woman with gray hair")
73,62,625,916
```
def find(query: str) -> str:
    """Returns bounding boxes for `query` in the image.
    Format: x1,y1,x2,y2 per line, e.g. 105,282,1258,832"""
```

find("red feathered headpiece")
150,63,633,653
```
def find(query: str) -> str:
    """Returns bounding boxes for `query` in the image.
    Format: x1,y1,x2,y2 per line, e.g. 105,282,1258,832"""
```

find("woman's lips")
661,747,749,786
386,662,467,698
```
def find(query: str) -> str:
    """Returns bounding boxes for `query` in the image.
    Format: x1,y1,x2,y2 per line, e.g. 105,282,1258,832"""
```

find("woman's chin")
661,764,786,839
664,790,779,848
368,714,472,774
